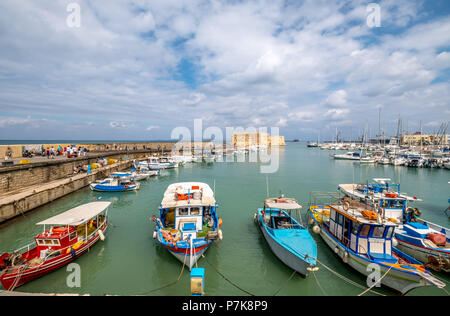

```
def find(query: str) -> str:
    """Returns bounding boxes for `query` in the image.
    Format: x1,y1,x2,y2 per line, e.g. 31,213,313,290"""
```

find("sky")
0,0,449,141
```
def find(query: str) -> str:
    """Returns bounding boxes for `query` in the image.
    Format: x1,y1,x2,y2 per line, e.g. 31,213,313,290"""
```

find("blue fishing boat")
254,196,317,277
90,174,140,192
339,179,450,273
308,190,445,294
152,182,223,270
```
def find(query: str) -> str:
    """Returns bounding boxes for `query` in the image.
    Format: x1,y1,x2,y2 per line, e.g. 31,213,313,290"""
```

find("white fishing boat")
378,157,391,165
393,157,407,166
339,179,450,273
203,155,215,163
359,156,376,163
152,182,223,270
333,152,361,160
308,191,445,294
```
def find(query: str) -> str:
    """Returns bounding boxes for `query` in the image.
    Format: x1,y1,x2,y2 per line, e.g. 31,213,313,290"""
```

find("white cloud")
146,125,159,131
0,0,448,140
326,90,348,107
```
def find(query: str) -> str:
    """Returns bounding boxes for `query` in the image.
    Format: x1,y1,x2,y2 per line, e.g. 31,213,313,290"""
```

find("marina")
0,143,448,296
0,0,449,302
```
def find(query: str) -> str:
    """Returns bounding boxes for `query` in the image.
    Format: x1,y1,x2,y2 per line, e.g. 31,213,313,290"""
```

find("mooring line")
201,254,256,296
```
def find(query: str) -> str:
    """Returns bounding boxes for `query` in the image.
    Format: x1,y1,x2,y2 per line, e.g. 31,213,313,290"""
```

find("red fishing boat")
0,202,110,291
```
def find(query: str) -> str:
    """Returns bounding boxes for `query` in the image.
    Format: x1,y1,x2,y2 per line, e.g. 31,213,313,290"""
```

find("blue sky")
0,0,449,141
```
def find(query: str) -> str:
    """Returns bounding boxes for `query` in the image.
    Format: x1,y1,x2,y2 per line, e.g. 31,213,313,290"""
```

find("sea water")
0,143,448,296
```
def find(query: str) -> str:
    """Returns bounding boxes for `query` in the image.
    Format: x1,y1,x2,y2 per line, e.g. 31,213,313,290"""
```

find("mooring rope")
138,248,188,296
201,254,256,296
312,270,327,296
272,270,296,296
315,257,385,296
357,265,392,296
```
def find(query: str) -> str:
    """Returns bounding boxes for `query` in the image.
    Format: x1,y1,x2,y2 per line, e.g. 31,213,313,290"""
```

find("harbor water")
0,143,449,296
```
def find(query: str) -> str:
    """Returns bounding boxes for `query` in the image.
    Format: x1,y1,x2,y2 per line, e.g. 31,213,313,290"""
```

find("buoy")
153,231,157,239
392,237,398,247
308,218,315,225
343,251,349,263
218,229,223,240
98,230,105,241
218,218,223,226
313,225,321,234
307,266,319,272
334,246,339,254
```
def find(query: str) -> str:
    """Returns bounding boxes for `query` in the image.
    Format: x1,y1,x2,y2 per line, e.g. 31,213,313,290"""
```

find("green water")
1,144,449,296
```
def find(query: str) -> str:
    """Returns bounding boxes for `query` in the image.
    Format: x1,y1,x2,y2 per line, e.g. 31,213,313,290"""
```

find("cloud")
326,90,347,107
0,0,448,141
146,125,159,131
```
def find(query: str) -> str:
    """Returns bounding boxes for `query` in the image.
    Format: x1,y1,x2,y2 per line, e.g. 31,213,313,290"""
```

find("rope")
312,270,327,296
315,257,385,296
201,254,256,296
138,247,187,295
357,265,392,296
272,270,296,296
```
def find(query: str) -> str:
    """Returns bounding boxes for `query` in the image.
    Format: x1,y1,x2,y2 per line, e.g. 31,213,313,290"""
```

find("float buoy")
98,230,105,241
313,225,321,234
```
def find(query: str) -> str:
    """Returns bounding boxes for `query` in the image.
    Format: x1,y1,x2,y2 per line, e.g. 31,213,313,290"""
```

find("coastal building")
231,132,285,148
400,133,448,145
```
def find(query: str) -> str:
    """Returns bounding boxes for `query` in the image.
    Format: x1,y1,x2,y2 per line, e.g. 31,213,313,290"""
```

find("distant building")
231,132,286,148
401,134,448,145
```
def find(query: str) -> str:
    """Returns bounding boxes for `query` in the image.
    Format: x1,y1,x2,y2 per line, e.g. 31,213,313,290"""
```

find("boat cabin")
158,183,218,241
33,202,109,260
338,179,420,224
326,204,397,262
262,197,303,230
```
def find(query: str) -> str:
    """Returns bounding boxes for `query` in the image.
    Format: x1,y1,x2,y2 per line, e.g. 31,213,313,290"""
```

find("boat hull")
156,234,212,270
394,233,450,273
256,216,311,277
90,183,139,192
1,224,107,290
309,213,436,294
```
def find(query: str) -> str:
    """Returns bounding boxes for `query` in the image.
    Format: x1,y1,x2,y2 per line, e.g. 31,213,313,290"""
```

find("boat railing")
308,191,342,209
13,242,36,256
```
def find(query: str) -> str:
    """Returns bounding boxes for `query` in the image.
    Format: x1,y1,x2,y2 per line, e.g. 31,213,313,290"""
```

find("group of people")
44,146,88,159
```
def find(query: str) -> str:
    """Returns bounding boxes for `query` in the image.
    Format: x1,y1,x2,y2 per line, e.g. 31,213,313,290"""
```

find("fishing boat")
359,156,376,164
90,174,140,192
160,157,179,168
339,179,450,273
333,152,361,160
0,202,110,290
202,155,215,163
254,196,317,276
152,182,223,270
111,171,150,181
307,142,319,148
308,192,445,294
392,157,407,166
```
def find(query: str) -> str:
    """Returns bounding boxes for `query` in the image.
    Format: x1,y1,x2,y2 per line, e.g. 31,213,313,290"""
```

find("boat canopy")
264,197,302,210
36,202,111,226
160,182,216,208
